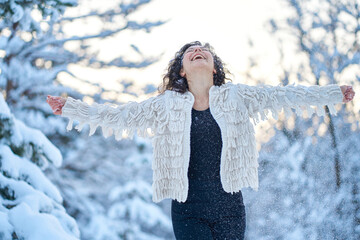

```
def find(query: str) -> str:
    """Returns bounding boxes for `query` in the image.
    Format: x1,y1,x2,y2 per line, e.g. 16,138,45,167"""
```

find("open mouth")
191,54,205,61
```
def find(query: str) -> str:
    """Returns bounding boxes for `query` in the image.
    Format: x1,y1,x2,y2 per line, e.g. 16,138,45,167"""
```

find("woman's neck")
188,75,213,111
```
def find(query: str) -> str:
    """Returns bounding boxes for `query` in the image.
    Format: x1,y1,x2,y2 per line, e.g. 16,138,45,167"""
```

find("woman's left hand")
340,85,355,103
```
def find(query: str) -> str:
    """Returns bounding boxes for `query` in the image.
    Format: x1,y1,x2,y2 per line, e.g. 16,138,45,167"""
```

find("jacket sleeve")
236,84,344,123
61,95,165,140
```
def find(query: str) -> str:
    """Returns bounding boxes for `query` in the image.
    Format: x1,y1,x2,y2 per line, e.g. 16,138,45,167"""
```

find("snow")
6,36,23,55
108,196,172,229
10,0,24,23
13,119,63,167
0,212,13,240
0,145,62,202
108,181,171,229
1,93,63,168
287,227,305,240
0,169,79,239
0,93,11,115
0,36,7,50
59,0,78,5
108,179,152,201
9,203,78,240
0,172,52,212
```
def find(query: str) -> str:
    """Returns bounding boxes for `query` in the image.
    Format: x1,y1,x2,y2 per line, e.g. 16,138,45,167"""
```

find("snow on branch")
59,0,151,22
18,25,129,58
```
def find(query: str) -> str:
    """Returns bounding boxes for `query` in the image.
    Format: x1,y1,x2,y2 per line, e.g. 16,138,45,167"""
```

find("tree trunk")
326,106,341,189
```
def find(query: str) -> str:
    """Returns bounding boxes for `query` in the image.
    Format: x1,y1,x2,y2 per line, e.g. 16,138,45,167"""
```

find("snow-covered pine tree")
0,0,80,139
0,0,163,140
1,1,172,239
245,0,360,239
0,93,80,239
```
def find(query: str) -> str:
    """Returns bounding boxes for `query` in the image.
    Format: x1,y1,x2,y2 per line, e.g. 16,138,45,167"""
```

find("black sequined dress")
171,107,245,219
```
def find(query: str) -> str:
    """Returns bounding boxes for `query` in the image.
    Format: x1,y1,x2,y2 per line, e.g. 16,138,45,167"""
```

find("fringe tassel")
153,167,186,181
236,83,342,124
222,167,259,193
152,179,188,203
152,156,185,169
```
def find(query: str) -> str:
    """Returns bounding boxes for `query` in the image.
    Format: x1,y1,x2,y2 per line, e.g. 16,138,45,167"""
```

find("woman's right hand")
46,95,66,115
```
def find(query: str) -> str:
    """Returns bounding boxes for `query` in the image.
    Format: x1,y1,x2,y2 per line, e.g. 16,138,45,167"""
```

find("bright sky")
62,0,287,101
126,0,284,84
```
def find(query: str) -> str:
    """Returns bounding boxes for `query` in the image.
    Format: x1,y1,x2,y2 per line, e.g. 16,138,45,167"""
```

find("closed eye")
185,47,209,54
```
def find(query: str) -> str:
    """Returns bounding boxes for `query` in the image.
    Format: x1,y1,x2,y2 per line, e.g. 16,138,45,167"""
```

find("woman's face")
180,45,216,78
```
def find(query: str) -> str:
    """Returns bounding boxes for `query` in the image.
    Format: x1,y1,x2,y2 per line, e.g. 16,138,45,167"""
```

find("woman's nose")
193,47,202,52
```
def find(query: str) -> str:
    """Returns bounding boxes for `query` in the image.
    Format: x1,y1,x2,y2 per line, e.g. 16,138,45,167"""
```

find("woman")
47,41,355,240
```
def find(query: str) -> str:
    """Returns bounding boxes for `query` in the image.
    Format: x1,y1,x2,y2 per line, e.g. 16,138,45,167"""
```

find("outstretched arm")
236,84,355,122
46,95,163,139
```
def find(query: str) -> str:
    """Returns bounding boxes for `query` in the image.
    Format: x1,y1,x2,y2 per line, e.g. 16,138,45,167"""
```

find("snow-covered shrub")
0,93,80,240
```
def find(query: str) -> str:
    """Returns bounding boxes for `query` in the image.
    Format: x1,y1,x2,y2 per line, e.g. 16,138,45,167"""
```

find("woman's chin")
190,61,213,70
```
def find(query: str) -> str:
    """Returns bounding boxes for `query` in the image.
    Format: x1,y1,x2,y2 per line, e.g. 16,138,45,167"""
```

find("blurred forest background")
0,0,359,239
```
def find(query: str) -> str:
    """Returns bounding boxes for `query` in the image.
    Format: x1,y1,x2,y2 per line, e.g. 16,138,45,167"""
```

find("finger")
347,88,354,93
51,100,59,106
51,102,60,108
54,109,62,115
54,102,64,107
345,94,352,99
345,90,354,97
50,96,59,101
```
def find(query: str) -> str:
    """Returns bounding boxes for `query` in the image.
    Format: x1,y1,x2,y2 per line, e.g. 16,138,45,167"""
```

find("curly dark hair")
159,41,231,93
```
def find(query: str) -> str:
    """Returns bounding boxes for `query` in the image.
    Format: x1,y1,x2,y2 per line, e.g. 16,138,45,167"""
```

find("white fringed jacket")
61,82,343,203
